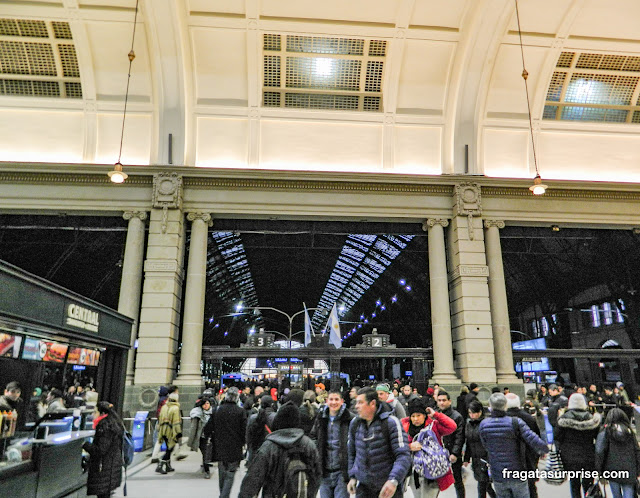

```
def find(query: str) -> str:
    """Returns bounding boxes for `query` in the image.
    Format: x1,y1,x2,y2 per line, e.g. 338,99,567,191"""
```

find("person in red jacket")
402,398,457,497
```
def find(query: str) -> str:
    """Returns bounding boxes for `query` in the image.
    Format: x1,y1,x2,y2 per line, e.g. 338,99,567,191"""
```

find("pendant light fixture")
514,0,548,195
108,0,140,184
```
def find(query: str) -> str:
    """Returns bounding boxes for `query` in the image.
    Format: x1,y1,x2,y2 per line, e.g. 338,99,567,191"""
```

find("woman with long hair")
82,401,124,498
596,408,640,498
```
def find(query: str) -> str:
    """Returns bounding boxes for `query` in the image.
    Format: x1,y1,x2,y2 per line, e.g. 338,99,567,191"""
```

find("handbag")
585,479,605,498
543,444,566,485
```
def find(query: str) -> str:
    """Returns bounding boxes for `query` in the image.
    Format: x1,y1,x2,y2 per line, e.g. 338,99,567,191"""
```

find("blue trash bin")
132,411,149,452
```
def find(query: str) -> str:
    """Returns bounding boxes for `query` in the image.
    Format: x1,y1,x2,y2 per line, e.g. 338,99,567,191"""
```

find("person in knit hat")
555,392,601,498
401,397,457,497
239,401,321,497
423,387,436,409
376,383,406,419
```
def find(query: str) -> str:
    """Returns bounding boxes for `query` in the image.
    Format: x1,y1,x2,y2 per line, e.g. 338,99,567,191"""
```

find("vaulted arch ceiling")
1,0,640,182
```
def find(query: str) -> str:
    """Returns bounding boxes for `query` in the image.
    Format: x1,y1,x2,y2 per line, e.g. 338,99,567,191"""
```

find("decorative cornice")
123,211,148,222
186,212,213,227
183,177,454,194
422,218,450,231
484,220,505,229
0,172,152,186
481,186,640,202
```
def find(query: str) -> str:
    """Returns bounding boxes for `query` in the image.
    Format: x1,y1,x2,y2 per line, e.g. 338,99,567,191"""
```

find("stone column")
424,218,460,384
120,211,147,385
447,183,497,383
176,212,212,384
484,220,520,383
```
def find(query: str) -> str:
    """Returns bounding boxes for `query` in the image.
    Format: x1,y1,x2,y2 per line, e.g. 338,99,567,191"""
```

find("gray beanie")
568,393,587,410
488,393,507,411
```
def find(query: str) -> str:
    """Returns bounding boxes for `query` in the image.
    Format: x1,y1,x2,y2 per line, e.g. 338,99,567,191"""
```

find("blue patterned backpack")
412,422,451,480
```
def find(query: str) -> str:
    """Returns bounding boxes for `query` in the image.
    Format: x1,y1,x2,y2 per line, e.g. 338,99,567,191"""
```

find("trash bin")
132,411,149,452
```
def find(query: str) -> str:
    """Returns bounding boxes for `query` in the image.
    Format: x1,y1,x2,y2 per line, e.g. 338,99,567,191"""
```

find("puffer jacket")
507,407,541,471
310,403,354,482
401,411,456,491
595,424,640,485
239,428,321,498
554,409,601,471
83,415,123,496
439,407,465,458
347,403,411,490
479,410,547,482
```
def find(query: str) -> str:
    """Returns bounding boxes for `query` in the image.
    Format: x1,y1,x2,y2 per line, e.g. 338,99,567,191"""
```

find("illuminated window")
590,304,601,328
602,302,613,325
262,34,386,111
543,51,640,123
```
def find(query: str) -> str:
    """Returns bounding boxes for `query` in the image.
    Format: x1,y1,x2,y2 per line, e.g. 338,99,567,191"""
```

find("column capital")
186,212,213,227
123,211,148,222
484,220,505,229
422,218,449,231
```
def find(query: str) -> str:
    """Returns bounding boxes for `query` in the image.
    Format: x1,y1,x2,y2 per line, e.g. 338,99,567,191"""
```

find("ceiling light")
529,174,548,195
313,58,334,77
551,225,560,232
108,162,128,184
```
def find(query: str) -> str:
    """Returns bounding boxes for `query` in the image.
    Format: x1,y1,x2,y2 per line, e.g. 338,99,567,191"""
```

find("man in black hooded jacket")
239,401,321,498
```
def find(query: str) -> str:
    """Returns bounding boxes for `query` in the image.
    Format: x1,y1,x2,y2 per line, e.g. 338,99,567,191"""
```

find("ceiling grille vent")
0,18,82,99
543,51,640,124
262,34,386,111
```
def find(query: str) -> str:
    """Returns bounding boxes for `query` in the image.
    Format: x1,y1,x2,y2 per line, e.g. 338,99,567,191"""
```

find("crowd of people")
141,378,640,498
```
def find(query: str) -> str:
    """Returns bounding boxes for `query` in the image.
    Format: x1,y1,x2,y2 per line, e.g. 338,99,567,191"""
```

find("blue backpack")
122,430,134,496
412,422,451,480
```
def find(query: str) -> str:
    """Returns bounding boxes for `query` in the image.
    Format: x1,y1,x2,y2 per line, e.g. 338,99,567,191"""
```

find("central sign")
66,303,100,332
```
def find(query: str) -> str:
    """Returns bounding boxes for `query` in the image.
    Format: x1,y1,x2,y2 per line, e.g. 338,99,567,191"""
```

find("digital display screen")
67,347,100,366
22,337,68,363
0,333,22,358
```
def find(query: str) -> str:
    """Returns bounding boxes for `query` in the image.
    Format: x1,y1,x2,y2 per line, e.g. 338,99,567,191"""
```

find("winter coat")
397,393,419,412
83,415,123,497
595,424,640,485
439,407,465,458
464,416,488,462
299,402,317,436
246,407,277,450
554,409,601,472
347,403,411,490
547,394,568,427
187,405,212,451
401,411,457,491
310,404,354,482
203,399,247,462
384,393,406,419
456,393,468,419
479,410,548,483
507,407,541,471
239,428,322,498
47,398,65,413
158,400,182,449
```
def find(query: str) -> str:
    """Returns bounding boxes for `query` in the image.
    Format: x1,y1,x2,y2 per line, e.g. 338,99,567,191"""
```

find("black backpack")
282,446,310,498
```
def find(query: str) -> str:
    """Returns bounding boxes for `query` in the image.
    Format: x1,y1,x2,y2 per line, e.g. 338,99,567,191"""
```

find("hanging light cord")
514,0,540,178
117,0,140,165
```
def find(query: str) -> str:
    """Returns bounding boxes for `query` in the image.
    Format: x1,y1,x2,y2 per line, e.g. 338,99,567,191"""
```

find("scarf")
408,420,425,441
93,413,108,429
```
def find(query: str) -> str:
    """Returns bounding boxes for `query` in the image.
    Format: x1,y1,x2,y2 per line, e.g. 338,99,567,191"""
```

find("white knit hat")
568,393,587,410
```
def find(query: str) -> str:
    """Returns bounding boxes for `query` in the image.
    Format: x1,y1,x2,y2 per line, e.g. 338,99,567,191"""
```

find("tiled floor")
113,450,580,497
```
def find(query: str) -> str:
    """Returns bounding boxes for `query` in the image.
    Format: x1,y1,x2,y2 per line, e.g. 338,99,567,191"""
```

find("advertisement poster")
0,333,22,358
68,347,101,366
42,341,68,363
22,337,42,361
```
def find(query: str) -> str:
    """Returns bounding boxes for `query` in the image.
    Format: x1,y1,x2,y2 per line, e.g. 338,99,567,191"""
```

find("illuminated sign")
274,357,303,363
66,303,100,332
0,333,22,358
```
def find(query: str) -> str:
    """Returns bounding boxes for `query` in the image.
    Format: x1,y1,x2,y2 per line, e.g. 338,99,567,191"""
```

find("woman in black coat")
554,393,601,498
83,401,124,498
595,408,640,498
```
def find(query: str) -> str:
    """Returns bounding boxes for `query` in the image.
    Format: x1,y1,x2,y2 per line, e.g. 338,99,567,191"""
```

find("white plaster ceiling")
0,0,639,182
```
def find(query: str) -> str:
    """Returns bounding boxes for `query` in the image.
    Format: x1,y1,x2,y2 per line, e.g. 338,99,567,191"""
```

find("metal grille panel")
263,33,280,52
284,93,359,110
287,35,363,55
369,40,387,57
263,91,280,107
543,105,558,119
0,78,60,97
546,72,566,102
365,61,383,92
0,19,20,37
25,42,56,76
557,52,574,68
52,21,73,40
17,19,48,38
64,81,82,98
263,55,280,87
59,44,80,77
576,53,602,69
363,95,381,111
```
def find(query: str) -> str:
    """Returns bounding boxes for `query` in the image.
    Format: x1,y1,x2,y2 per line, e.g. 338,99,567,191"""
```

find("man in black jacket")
203,387,247,498
546,384,568,427
239,401,321,498
311,390,354,498
506,393,541,498
437,390,465,498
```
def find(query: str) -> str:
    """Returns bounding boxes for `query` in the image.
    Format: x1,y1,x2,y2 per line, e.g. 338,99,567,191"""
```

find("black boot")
165,461,175,472
155,461,167,475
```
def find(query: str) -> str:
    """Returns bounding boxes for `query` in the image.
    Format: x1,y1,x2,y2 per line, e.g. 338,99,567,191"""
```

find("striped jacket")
347,404,411,490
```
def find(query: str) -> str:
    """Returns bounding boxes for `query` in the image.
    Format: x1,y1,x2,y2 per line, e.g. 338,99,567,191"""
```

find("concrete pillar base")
431,373,462,385
496,373,523,384
123,384,163,417
175,374,205,386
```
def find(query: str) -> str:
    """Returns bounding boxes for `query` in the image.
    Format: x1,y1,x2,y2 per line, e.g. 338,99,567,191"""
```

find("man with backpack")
479,393,548,498
239,401,321,498
347,387,411,498
311,389,354,498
